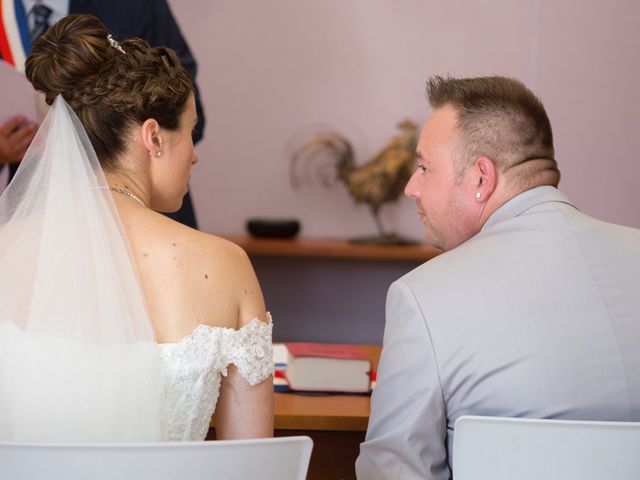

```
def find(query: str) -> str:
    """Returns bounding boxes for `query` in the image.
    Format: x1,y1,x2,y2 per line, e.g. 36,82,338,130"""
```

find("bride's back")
118,203,262,343
25,14,266,342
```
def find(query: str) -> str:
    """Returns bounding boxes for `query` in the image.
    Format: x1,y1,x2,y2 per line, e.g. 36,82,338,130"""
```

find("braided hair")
25,14,193,169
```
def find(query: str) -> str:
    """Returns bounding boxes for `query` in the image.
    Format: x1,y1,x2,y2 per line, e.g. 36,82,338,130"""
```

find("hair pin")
107,34,126,54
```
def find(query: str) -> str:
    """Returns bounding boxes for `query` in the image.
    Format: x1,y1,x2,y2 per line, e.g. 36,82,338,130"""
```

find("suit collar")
68,0,89,9
481,186,577,231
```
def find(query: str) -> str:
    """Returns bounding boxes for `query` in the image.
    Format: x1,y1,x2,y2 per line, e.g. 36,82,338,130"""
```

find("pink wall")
170,0,640,236
166,1,640,343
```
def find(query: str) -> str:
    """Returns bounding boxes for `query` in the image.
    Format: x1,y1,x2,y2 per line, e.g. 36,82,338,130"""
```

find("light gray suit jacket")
356,186,640,480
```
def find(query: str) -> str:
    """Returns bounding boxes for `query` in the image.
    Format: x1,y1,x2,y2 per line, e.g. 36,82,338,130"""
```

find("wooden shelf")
221,235,441,262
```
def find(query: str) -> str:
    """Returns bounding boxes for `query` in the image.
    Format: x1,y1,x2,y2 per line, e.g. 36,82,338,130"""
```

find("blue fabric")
13,0,31,55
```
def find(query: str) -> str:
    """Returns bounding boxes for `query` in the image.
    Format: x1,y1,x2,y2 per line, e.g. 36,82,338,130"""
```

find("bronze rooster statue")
290,120,418,244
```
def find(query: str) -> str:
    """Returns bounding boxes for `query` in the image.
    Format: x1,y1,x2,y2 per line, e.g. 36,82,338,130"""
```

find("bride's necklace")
104,186,148,208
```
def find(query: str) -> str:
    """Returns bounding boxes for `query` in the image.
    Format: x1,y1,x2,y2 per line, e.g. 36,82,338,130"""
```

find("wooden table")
275,345,380,479
208,345,381,479
221,235,441,262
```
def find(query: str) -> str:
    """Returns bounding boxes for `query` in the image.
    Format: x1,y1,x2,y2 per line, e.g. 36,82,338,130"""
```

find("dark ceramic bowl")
246,218,301,239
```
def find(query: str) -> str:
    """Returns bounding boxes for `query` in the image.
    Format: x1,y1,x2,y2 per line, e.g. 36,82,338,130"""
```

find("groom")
356,75,640,479
0,0,204,229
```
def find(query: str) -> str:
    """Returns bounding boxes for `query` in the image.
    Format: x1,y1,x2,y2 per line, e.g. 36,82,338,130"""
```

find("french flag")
0,0,30,73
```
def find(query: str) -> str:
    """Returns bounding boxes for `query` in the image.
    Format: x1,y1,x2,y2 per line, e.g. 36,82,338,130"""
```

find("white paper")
0,60,39,123
273,343,289,368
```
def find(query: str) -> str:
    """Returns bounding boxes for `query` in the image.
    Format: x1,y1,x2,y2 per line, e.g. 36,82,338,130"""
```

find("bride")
0,15,273,442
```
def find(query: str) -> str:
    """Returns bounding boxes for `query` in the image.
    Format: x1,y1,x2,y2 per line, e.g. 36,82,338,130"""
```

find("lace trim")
160,313,274,386
158,314,273,440
166,313,271,344
220,315,274,385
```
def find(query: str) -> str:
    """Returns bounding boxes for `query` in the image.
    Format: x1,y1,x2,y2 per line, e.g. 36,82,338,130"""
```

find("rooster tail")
289,131,355,189
336,139,355,182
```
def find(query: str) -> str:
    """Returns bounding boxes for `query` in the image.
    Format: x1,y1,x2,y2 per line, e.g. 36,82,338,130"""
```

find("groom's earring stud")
475,192,481,199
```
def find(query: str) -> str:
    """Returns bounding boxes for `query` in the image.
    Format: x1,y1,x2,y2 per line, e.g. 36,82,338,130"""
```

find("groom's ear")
140,118,163,156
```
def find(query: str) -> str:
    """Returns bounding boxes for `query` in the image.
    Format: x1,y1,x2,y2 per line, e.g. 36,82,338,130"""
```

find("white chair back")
0,436,313,480
453,415,640,480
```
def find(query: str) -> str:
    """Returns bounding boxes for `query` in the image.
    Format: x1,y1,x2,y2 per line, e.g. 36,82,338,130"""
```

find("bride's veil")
0,96,164,442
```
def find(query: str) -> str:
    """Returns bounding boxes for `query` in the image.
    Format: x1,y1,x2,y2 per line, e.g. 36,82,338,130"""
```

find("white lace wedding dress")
0,98,274,443
159,315,274,441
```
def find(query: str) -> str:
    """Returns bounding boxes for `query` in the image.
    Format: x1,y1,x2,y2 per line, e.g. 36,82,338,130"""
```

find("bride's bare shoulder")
131,211,250,269
189,229,250,267
129,211,265,332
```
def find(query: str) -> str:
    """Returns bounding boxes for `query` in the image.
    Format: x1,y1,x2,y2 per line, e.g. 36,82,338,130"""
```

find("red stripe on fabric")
0,2,16,66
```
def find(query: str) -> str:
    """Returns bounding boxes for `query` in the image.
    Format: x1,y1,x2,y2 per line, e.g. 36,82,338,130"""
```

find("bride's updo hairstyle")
25,14,193,169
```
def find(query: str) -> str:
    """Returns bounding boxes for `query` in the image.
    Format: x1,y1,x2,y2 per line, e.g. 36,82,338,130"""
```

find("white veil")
0,97,165,442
